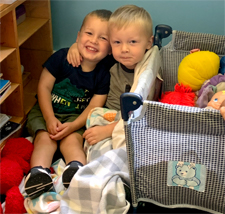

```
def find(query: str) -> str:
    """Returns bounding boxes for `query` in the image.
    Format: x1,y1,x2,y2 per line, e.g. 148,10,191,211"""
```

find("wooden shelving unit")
0,0,53,147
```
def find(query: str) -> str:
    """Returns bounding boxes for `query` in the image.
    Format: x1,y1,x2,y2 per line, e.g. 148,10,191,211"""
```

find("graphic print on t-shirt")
51,78,91,114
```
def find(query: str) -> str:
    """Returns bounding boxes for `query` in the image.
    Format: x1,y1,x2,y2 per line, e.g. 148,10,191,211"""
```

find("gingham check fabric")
172,30,225,55
125,102,225,213
60,147,130,214
160,31,225,92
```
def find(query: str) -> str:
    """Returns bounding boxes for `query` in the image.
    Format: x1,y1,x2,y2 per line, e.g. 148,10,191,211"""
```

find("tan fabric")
216,82,225,92
131,46,162,100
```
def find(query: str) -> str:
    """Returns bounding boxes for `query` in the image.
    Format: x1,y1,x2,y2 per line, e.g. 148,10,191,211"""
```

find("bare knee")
59,133,83,151
34,130,57,149
59,133,85,165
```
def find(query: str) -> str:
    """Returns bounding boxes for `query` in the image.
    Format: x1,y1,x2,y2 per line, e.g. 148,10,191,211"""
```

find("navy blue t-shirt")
42,48,114,114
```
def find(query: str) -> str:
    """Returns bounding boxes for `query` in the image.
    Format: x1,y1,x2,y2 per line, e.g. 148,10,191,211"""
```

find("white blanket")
60,147,130,214
60,107,130,214
23,108,130,214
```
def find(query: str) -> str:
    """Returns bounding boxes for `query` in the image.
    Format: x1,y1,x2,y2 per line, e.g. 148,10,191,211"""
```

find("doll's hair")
108,5,153,37
80,9,112,30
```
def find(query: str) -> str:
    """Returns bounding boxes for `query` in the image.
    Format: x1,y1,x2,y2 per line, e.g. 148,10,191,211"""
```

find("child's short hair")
109,5,153,37
80,9,112,30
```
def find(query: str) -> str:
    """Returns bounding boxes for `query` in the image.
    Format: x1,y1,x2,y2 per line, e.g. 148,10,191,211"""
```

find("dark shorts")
26,103,86,138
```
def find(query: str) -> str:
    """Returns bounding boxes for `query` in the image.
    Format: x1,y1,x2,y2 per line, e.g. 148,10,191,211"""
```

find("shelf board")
0,117,24,149
23,78,38,94
0,3,9,12
17,17,48,46
23,78,38,115
22,71,31,87
10,115,23,123
0,83,19,104
23,93,37,115
0,0,26,17
0,46,16,62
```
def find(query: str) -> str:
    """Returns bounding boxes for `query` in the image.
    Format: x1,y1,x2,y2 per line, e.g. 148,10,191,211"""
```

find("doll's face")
207,91,225,110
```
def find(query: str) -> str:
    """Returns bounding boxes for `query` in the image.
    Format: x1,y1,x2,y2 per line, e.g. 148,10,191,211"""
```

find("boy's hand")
49,122,74,141
46,117,62,135
67,42,83,67
83,126,111,145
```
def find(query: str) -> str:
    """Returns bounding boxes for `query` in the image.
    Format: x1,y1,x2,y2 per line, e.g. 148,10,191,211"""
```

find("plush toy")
178,51,220,91
159,83,196,106
219,56,225,75
220,101,225,120
0,137,33,214
206,90,225,110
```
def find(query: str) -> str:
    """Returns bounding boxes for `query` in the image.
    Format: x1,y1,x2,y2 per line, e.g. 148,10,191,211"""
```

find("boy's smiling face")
110,23,153,69
76,15,111,65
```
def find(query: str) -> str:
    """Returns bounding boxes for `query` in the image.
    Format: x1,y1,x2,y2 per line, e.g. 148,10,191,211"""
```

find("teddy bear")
172,162,200,189
0,137,34,214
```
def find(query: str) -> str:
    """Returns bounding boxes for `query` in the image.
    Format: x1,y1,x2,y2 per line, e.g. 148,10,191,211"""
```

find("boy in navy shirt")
25,9,113,199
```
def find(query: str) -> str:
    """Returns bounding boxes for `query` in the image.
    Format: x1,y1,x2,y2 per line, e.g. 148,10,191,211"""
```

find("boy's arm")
83,121,118,145
50,94,107,140
37,68,61,135
72,94,107,129
67,42,82,67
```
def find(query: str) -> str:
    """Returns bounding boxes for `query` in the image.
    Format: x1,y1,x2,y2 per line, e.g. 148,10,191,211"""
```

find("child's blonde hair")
80,9,112,30
109,5,153,37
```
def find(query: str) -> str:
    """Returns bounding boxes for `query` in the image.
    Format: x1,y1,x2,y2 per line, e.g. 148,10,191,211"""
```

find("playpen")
121,25,225,214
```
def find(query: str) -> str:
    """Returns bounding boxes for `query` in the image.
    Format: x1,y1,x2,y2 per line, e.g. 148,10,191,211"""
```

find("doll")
206,90,225,110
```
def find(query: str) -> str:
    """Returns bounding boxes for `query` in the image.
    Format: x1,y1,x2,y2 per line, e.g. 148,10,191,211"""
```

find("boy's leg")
25,130,57,199
30,130,57,168
60,132,86,188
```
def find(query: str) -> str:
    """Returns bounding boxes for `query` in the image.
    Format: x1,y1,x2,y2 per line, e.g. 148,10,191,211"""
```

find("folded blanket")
84,107,119,163
24,109,130,214
60,147,130,214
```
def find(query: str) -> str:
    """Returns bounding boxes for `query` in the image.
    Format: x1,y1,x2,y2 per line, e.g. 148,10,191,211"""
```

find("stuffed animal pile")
0,137,33,214
160,50,225,113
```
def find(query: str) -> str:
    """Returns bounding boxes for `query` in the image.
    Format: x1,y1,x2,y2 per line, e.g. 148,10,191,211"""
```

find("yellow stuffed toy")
178,51,220,91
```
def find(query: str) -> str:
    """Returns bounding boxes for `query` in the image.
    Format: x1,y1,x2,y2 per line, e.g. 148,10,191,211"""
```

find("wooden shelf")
18,17,49,46
0,46,16,62
10,115,23,123
0,4,9,12
23,93,37,115
0,83,19,104
23,78,38,94
23,78,38,115
22,71,31,87
0,0,52,142
0,117,25,149
0,0,26,17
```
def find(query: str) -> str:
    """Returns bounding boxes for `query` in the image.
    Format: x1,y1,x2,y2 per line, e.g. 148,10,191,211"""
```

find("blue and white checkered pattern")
125,102,225,213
